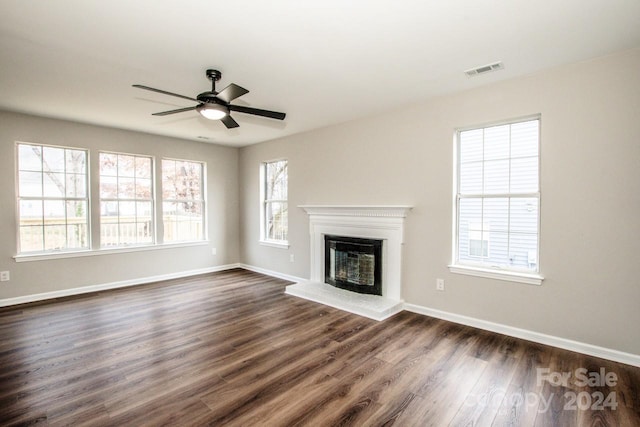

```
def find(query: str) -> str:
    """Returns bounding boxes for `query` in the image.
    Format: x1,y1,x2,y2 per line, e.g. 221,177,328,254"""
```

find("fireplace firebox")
324,235,382,295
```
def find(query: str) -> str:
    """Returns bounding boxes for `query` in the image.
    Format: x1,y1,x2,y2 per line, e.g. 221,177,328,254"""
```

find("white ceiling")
1,1,639,147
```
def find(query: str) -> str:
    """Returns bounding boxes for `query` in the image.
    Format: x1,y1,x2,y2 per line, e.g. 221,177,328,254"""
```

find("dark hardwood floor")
0,268,638,426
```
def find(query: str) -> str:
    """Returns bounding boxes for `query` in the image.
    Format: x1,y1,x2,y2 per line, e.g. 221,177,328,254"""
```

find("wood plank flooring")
0,268,638,426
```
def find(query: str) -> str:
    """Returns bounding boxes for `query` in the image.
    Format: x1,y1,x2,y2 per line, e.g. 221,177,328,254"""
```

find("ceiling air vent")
464,62,504,77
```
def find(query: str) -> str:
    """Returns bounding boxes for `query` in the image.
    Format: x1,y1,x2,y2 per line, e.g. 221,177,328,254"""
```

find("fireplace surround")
285,205,412,320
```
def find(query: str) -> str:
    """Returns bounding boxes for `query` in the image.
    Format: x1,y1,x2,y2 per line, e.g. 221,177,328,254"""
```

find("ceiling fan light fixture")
197,103,228,120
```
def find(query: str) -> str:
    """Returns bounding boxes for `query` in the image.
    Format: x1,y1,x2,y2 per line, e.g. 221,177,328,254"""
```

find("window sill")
259,240,289,249
14,241,209,262
448,264,544,286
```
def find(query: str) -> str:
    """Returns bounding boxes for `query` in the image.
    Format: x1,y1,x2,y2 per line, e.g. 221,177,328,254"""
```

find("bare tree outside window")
99,152,153,247
17,143,89,253
263,160,288,242
162,159,205,242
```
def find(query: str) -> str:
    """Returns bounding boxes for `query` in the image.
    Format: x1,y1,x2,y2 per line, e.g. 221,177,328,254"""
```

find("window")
162,159,205,242
452,117,541,282
15,144,210,260
261,159,288,244
468,222,490,258
17,143,89,253
99,152,154,247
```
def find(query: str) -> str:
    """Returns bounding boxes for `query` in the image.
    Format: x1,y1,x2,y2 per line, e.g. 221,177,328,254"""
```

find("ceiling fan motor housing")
197,92,226,105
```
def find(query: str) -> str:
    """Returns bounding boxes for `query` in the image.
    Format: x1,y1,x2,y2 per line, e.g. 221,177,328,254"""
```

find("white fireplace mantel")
295,205,412,311
299,205,413,219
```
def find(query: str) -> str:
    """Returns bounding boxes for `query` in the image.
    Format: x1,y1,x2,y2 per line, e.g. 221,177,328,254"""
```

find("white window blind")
455,118,540,273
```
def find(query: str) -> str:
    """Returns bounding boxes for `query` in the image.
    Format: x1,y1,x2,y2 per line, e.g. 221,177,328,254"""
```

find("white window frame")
161,158,206,243
449,116,544,285
99,151,155,248
13,145,209,262
260,159,289,248
15,142,90,255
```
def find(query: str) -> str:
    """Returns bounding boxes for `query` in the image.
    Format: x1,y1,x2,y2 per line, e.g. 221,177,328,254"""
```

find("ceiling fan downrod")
206,69,222,93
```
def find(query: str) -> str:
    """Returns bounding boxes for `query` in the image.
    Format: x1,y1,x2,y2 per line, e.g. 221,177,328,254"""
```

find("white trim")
98,150,156,246
11,261,634,367
452,116,542,282
300,205,412,301
239,263,307,283
16,142,92,254
259,162,266,242
456,114,542,133
259,240,290,249
448,264,544,285
250,266,636,367
0,263,240,307
14,241,210,262
161,158,207,243
404,303,640,368
260,159,288,244
299,205,412,218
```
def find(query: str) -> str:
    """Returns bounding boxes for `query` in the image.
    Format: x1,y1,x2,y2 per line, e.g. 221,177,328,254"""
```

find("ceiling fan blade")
220,115,239,129
216,83,249,103
152,106,198,116
132,84,198,102
228,104,286,120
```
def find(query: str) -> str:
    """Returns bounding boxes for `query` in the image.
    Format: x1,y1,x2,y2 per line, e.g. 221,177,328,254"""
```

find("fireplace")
324,235,382,295
285,205,411,320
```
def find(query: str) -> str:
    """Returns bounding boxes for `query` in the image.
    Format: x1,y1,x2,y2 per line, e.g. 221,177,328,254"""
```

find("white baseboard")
0,263,241,307
239,265,640,367
3,263,637,368
404,303,640,368
239,263,307,283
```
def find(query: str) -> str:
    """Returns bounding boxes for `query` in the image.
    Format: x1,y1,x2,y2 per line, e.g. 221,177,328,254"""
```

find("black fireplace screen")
324,235,382,295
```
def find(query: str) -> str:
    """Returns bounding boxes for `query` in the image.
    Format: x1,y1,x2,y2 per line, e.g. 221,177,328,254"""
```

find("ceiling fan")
133,69,286,129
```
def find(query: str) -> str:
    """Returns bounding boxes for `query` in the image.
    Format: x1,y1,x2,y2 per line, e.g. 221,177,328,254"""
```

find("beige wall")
239,48,640,355
0,111,240,299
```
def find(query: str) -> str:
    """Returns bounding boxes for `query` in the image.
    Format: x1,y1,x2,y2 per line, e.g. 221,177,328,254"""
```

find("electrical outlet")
436,278,445,291
0,271,9,282
290,254,295,262
211,248,217,255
